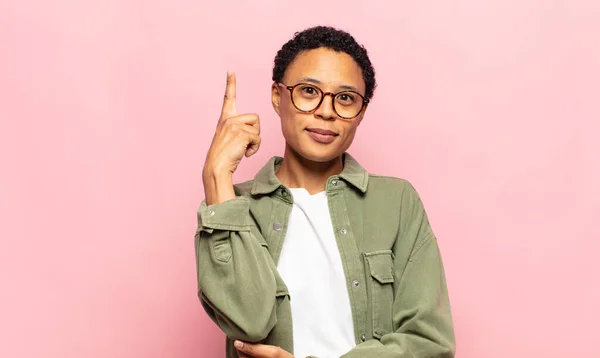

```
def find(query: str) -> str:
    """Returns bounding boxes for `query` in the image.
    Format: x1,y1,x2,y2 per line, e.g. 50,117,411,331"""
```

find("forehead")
283,47,366,93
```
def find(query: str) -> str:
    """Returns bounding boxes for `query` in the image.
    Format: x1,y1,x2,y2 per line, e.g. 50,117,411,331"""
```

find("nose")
313,92,337,121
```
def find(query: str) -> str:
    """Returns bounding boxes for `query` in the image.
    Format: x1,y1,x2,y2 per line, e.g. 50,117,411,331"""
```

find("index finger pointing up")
221,70,237,118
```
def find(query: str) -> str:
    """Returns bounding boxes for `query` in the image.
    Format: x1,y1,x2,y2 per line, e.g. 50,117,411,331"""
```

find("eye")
300,85,319,96
336,92,356,105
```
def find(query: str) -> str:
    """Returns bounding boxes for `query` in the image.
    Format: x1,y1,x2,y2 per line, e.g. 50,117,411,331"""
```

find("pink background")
1,0,599,357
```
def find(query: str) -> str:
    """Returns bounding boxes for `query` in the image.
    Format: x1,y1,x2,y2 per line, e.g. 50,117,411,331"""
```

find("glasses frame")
277,82,369,120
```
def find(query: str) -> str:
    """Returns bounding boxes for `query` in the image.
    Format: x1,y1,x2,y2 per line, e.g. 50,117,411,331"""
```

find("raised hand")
202,71,261,205
203,71,261,176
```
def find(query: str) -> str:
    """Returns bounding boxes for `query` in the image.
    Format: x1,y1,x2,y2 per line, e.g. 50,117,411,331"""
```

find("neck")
275,144,344,195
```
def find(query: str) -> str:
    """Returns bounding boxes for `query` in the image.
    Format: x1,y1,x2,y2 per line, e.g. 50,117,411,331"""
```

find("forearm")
195,197,279,342
340,328,454,358
202,167,236,205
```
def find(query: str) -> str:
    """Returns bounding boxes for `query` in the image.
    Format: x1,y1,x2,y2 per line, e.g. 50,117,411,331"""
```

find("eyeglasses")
277,82,369,120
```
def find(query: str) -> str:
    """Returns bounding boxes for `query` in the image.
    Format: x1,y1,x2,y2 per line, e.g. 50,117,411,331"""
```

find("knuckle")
243,113,257,122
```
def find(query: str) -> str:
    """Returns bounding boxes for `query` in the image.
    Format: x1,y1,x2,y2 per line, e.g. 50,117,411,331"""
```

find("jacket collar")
250,152,369,195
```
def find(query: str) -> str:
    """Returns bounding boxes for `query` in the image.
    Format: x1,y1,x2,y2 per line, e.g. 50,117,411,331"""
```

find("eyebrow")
299,77,360,92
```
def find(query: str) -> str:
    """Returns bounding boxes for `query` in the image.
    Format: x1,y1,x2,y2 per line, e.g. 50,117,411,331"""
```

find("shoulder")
367,174,420,197
366,174,428,217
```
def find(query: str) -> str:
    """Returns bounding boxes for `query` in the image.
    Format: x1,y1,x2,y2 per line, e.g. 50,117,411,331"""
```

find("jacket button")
340,228,347,234
361,334,366,342
352,280,360,287
273,223,283,231
208,210,215,216
332,180,338,186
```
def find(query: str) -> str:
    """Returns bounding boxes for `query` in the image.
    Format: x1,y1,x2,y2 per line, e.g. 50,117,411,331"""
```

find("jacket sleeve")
340,182,456,358
194,196,279,342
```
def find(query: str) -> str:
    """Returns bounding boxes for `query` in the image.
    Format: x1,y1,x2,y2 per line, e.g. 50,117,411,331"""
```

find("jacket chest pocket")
364,250,395,339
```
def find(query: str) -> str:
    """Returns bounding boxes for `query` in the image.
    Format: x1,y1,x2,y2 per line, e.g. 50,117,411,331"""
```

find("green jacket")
194,153,456,357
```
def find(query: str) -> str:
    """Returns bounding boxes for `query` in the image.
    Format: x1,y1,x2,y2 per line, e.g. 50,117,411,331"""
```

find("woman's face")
271,47,368,163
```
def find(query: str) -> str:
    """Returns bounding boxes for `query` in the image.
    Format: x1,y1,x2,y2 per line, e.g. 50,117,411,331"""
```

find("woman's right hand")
202,71,261,205
203,70,261,177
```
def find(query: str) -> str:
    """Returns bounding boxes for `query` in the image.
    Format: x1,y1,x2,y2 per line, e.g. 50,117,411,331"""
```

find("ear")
271,83,281,116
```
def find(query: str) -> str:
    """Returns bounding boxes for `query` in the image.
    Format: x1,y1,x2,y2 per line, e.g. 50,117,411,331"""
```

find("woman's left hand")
234,340,295,358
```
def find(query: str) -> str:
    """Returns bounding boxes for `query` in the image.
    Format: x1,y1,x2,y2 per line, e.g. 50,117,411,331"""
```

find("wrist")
202,167,235,205
202,163,231,180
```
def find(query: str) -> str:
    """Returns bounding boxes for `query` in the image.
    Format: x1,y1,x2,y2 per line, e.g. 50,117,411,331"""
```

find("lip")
305,128,338,144
306,127,338,136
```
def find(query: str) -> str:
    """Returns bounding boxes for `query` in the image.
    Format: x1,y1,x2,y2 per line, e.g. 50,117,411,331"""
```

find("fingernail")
234,340,243,349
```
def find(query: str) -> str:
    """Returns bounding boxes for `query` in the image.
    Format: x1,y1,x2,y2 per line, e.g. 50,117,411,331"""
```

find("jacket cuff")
198,197,252,234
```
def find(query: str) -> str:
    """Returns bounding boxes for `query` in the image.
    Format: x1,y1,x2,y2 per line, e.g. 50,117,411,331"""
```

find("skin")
234,340,294,358
202,70,261,206
202,47,369,357
271,47,368,194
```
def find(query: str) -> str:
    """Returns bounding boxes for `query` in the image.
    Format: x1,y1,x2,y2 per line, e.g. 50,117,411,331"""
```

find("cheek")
279,103,306,131
339,124,359,145
279,95,295,114
279,112,304,140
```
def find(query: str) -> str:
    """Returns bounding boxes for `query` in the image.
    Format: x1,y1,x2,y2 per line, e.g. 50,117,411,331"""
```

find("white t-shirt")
277,188,355,358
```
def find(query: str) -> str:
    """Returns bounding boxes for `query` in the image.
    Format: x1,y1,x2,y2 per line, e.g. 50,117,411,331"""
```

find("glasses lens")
292,84,322,112
334,92,363,118
291,84,364,119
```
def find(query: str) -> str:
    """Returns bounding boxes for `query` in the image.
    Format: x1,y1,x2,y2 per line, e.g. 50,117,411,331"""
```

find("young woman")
195,26,456,358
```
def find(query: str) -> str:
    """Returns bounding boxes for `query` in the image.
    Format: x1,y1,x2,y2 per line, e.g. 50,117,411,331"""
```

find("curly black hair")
272,26,377,100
